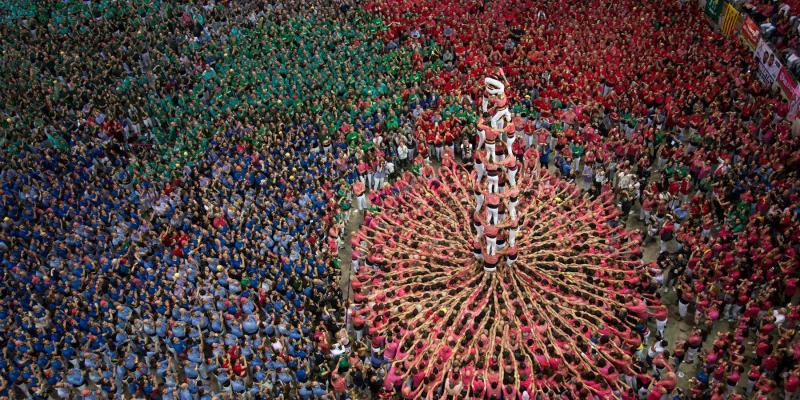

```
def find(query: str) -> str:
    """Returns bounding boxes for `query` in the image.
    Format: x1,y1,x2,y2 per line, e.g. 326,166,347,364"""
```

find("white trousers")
491,107,511,129
475,193,484,212
372,177,384,191
506,136,516,155
509,200,518,221
656,318,667,337
485,143,496,163
485,77,505,95
507,168,518,187
357,194,367,210
477,129,486,150
486,236,497,255
487,175,499,193
678,300,688,318
508,227,517,247
487,207,499,225
475,163,485,182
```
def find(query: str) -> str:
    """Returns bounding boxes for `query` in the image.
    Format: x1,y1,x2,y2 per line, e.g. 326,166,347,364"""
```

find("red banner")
782,69,800,119
741,17,760,50
789,94,800,120
777,67,797,99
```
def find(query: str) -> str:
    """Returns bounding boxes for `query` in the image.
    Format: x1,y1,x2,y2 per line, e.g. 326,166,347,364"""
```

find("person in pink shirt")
477,117,501,163
485,192,500,225
353,180,367,211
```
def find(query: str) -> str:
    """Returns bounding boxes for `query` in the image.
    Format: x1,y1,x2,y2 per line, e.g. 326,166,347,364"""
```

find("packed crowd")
341,0,800,398
352,138,657,398
0,0,434,399
0,0,799,398
742,0,800,76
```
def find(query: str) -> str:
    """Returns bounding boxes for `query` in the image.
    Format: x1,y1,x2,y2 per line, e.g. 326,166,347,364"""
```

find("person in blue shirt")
178,383,193,400
299,383,314,400
65,367,84,387
277,367,294,384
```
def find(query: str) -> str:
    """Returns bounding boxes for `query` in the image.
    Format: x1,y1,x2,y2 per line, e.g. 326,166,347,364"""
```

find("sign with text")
756,39,781,85
777,67,798,99
741,16,760,50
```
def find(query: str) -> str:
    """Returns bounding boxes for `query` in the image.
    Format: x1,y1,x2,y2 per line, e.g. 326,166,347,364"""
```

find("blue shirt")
66,368,84,386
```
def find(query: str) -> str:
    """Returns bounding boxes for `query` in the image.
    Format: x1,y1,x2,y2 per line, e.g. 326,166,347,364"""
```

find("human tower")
473,70,521,275
350,70,653,398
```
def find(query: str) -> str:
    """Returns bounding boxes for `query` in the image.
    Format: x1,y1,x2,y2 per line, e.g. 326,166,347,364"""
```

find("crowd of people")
344,0,800,398
352,147,659,398
0,0,429,398
0,0,799,399
742,0,800,76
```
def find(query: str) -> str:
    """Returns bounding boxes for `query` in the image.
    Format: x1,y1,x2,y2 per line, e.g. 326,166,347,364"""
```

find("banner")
740,16,760,50
789,91,800,120
777,67,800,120
777,67,797,99
719,3,742,36
705,0,724,20
756,39,782,85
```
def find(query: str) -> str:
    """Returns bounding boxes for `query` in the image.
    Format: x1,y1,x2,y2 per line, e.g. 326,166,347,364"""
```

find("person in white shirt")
397,142,408,170
594,167,606,197
773,308,786,327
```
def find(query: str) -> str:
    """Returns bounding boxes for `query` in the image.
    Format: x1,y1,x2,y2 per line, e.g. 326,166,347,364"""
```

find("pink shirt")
383,366,403,391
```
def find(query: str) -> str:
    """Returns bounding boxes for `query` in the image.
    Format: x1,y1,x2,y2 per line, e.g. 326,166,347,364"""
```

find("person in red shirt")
785,369,800,400
658,216,675,254
651,302,669,339
330,362,347,397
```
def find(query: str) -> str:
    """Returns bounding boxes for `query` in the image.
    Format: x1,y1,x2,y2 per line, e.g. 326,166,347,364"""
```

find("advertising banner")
788,92,800,120
777,67,797,99
741,16,760,50
756,39,782,84
782,71,800,119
